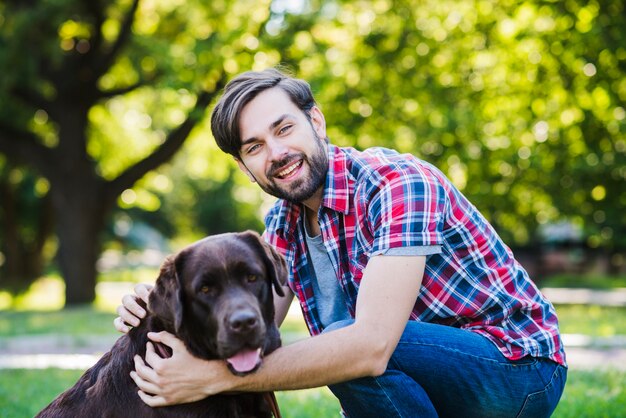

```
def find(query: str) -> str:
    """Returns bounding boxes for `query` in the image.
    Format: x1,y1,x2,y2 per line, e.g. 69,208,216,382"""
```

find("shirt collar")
321,143,351,214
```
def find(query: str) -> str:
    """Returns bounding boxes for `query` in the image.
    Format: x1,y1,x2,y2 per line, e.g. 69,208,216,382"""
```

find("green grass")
541,274,626,289
1,275,626,416
0,307,118,337
1,368,624,418
555,305,626,337
2,303,619,341
0,369,342,418
0,369,85,418
551,369,626,418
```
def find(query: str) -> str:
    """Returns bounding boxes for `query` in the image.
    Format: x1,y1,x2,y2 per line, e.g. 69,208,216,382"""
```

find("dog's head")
148,230,287,375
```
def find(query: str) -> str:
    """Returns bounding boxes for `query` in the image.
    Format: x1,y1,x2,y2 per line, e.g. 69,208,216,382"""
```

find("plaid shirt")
263,144,566,365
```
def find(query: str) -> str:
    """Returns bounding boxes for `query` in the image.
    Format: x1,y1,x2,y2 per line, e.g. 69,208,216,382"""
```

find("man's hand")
114,283,154,333
130,331,232,406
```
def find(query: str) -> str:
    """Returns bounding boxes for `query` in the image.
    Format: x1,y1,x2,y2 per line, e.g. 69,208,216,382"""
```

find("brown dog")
37,231,286,417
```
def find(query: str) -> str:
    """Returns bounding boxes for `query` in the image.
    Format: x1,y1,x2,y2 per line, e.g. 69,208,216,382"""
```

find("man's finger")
130,370,162,396
144,341,166,367
147,331,182,350
116,305,141,327
135,283,154,304
122,294,146,318
133,354,159,383
137,390,167,407
113,317,130,333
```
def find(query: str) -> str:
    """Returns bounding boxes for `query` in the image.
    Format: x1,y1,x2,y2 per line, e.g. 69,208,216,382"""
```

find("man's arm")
131,255,425,406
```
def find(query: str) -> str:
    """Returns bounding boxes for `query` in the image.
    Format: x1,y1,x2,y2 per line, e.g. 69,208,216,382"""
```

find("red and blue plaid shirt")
263,144,566,365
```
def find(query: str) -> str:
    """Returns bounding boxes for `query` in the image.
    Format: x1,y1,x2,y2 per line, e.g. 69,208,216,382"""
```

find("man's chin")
265,182,319,204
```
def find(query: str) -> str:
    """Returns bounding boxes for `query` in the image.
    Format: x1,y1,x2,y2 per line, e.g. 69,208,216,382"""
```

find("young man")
115,68,567,417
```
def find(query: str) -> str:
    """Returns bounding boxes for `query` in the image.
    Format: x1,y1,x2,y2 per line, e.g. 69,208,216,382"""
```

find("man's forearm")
221,256,426,394
222,322,386,393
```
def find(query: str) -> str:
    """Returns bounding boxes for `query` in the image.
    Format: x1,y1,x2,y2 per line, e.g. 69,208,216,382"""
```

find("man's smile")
273,159,303,180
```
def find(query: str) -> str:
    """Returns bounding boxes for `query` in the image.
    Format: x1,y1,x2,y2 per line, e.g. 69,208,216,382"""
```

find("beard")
261,133,328,204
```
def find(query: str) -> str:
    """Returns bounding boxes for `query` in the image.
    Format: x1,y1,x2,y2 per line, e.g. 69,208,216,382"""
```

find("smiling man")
116,68,567,417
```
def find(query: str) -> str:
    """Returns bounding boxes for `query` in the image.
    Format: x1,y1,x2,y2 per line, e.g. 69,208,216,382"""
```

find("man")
115,68,567,417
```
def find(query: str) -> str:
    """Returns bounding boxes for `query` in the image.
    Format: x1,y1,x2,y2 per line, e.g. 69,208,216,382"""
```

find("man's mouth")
274,159,303,179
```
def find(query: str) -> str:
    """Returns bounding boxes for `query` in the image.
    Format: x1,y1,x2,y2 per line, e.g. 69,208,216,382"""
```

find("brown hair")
210,68,316,157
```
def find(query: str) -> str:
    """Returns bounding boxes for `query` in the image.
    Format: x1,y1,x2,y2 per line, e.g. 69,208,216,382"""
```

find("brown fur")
37,231,287,418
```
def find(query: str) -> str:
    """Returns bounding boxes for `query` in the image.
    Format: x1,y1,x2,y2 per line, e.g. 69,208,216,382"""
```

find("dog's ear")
149,253,185,332
239,230,288,297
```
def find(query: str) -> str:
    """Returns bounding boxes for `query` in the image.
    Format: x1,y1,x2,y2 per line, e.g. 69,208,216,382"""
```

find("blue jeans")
324,320,567,418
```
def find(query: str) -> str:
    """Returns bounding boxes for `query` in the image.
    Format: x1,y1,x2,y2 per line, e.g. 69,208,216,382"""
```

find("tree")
0,0,278,304
275,0,625,260
0,161,53,292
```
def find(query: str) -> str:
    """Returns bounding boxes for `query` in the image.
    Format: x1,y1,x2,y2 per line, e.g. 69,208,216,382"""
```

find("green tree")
0,161,53,292
275,0,625,260
0,0,279,304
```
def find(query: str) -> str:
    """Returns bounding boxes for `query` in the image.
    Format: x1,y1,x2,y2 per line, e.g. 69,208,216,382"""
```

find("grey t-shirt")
304,221,441,328
304,227,352,328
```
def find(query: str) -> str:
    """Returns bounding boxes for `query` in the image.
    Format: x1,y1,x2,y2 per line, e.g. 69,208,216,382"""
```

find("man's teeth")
277,161,302,178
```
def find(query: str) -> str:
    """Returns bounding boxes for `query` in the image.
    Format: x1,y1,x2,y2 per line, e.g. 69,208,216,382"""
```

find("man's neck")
304,206,321,237
302,188,323,237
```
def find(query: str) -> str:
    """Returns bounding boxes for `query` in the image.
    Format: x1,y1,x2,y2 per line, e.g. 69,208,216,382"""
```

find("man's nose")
267,138,289,161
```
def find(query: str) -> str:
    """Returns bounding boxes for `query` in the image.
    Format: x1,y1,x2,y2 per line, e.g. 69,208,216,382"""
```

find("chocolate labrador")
37,231,286,418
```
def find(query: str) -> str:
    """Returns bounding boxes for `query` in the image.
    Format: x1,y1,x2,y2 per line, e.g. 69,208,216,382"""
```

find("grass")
0,368,624,418
552,369,626,418
555,305,626,337
1,303,620,340
0,307,118,337
1,274,625,416
540,274,626,289
0,368,341,418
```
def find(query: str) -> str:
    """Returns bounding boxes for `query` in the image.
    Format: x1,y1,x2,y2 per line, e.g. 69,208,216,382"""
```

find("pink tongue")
226,348,262,373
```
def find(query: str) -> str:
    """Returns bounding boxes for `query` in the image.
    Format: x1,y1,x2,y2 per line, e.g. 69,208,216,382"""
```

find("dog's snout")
228,310,259,334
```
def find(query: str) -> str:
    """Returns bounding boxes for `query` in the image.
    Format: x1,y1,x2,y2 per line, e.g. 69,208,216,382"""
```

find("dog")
37,231,287,418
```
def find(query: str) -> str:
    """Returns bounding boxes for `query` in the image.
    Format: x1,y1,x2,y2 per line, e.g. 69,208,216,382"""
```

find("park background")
0,0,625,416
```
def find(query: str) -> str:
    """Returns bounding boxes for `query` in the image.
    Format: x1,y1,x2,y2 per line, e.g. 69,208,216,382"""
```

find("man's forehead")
239,88,301,133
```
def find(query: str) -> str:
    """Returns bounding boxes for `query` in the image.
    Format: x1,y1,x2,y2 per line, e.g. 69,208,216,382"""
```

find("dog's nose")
228,310,259,334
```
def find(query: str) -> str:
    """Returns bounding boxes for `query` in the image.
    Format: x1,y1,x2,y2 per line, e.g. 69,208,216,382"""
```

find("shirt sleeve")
362,163,446,257
262,206,289,259
380,245,442,256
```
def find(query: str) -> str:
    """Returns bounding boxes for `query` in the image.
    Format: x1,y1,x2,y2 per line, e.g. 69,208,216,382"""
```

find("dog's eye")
246,275,258,283
200,285,213,294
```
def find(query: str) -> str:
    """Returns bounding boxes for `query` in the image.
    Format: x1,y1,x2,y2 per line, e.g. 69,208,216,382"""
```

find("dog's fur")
37,231,287,418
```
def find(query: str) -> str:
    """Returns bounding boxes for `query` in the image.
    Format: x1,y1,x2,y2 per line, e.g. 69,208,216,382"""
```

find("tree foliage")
0,0,279,304
0,0,624,303
273,0,625,254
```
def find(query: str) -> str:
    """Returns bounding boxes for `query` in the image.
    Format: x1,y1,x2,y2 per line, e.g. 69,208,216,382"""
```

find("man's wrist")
202,359,241,396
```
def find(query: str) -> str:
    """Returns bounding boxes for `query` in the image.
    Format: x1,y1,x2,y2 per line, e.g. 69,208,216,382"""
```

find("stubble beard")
262,135,328,204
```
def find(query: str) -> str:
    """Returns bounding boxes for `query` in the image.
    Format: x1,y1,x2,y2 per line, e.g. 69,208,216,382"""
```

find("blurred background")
0,0,625,416
0,0,624,306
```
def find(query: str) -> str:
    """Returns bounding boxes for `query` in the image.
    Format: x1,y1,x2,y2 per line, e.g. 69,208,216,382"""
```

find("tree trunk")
52,183,106,305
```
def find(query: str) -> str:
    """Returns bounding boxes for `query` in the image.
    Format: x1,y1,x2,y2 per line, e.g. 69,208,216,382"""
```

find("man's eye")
278,125,292,135
246,144,261,154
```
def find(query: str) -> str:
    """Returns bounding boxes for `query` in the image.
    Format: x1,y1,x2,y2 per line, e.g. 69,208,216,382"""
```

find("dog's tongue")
226,348,262,373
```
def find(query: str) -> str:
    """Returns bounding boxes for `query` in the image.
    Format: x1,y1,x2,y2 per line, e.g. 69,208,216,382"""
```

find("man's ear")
235,158,256,183
308,106,327,140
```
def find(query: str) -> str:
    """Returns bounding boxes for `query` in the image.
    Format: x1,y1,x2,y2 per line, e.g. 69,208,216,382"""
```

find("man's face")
236,87,328,205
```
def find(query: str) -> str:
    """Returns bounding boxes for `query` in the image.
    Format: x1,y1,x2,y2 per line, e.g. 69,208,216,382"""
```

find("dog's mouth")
226,347,263,376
